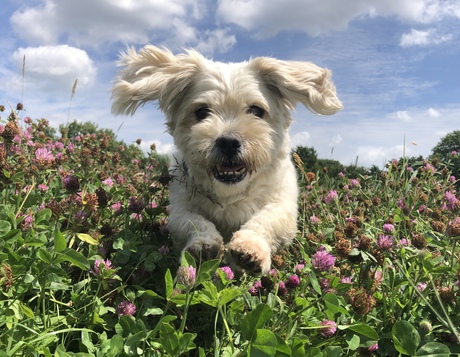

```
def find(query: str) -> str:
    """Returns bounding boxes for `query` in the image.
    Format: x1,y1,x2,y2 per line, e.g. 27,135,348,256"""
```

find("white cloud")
396,111,412,121
329,134,343,147
11,45,97,92
140,139,175,155
10,0,205,47
290,131,311,148
427,107,440,117
217,0,460,38
355,144,416,167
195,29,237,55
400,28,452,47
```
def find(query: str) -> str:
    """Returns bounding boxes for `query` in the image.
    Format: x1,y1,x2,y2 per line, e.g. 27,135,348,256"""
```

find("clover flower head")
295,263,305,274
127,197,145,213
324,190,338,205
377,234,394,251
310,215,322,225
102,177,114,188
35,147,54,164
111,201,123,213
157,245,170,255
62,175,80,193
117,300,136,317
311,248,336,272
215,266,234,281
320,319,337,337
38,184,49,192
249,280,263,296
368,343,379,352
92,259,114,278
285,275,300,289
416,282,427,292
349,179,360,188
399,238,411,247
177,266,196,289
277,281,288,296
382,223,395,233
444,190,459,211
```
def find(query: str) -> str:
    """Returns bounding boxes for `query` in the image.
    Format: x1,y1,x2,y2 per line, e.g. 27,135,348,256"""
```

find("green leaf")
249,329,277,357
323,292,349,316
37,247,52,263
309,271,322,295
346,333,360,351
56,248,90,270
323,346,343,357
160,323,179,356
181,250,196,268
199,281,219,307
304,348,321,357
165,269,173,299
195,259,220,285
54,228,66,252
415,342,450,356
291,337,307,357
219,287,243,306
54,345,72,357
107,334,124,357
20,302,35,319
274,334,292,357
34,208,52,225
143,307,163,316
344,323,379,340
81,330,95,353
242,304,273,341
392,320,420,356
76,233,99,245
0,220,11,238
10,171,26,182
177,332,197,355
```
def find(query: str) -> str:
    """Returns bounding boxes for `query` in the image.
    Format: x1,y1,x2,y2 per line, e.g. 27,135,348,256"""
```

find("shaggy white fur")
112,45,342,275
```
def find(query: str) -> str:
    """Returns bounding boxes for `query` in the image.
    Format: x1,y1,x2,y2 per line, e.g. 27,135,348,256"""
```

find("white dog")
112,45,342,275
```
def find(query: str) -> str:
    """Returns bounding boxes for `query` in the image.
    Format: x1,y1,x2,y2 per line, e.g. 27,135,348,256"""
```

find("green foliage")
292,145,374,180
1,116,460,356
431,130,460,157
431,130,460,182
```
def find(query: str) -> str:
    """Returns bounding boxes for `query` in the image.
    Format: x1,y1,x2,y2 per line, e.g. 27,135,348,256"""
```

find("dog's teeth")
218,167,247,176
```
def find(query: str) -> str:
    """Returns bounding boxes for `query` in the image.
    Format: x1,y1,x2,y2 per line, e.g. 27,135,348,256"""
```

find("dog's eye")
247,105,265,118
194,106,211,121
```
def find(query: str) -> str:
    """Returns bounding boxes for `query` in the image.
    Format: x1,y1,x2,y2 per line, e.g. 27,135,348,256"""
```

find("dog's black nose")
215,136,241,157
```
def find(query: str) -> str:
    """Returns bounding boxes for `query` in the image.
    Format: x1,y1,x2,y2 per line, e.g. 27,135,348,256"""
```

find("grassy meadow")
0,110,459,356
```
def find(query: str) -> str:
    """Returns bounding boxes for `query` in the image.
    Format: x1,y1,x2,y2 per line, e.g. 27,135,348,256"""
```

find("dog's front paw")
184,236,224,263
225,230,271,276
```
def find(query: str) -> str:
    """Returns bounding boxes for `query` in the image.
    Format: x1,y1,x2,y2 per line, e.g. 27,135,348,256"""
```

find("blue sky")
1,0,460,168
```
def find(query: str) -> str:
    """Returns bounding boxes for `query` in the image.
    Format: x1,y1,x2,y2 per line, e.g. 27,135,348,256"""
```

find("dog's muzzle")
212,136,248,184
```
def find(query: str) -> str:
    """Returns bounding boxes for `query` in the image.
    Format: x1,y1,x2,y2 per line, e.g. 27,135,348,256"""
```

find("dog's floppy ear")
249,57,342,115
111,45,200,118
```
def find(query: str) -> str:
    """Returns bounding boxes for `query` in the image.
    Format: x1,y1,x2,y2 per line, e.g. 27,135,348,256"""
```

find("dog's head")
112,45,342,194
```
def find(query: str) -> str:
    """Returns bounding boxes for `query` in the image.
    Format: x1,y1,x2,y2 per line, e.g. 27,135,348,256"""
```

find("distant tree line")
292,129,460,182
34,120,168,169
30,117,460,182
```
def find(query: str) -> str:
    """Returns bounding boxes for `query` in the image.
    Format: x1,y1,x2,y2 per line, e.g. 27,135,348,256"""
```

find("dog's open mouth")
213,163,248,184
